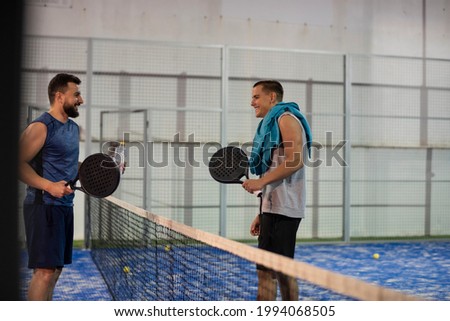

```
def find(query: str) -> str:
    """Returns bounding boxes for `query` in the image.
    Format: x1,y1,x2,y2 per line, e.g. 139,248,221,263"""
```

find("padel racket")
66,153,121,198
209,146,261,197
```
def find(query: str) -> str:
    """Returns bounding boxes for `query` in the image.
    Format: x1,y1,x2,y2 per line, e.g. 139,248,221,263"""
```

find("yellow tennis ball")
164,245,171,251
373,253,380,260
123,266,130,273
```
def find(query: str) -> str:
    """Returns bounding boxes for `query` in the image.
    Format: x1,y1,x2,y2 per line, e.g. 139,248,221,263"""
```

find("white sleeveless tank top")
260,112,308,218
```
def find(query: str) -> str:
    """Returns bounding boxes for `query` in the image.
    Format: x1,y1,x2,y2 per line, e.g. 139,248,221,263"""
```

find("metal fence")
20,35,450,242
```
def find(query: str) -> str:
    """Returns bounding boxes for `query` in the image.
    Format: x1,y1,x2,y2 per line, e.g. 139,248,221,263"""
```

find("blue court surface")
296,241,450,301
20,241,450,301
20,249,112,301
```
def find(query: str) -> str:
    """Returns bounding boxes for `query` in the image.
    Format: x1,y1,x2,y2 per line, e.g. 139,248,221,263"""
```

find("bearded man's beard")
64,102,79,118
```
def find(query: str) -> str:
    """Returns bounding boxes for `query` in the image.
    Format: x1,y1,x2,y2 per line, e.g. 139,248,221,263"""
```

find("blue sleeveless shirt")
24,112,79,206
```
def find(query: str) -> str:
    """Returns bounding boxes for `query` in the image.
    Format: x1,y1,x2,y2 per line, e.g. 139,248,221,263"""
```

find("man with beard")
19,73,84,300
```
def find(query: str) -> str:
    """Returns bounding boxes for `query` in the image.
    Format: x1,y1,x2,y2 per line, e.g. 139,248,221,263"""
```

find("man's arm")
19,122,73,198
242,115,304,193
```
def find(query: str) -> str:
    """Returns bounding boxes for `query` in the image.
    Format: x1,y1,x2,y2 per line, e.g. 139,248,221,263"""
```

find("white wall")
24,0,450,59
21,0,450,241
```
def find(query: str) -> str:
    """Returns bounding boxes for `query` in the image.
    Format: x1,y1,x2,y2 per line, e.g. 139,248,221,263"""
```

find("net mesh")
88,196,421,301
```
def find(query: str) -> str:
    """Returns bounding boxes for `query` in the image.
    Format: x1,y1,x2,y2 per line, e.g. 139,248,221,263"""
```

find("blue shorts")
23,204,74,269
257,212,301,271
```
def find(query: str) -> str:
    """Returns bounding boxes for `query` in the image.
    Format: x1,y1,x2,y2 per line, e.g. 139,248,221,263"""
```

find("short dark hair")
48,73,81,104
253,80,284,102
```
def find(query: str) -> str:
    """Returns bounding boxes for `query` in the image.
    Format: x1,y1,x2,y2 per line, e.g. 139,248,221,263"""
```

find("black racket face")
78,153,121,198
209,146,249,184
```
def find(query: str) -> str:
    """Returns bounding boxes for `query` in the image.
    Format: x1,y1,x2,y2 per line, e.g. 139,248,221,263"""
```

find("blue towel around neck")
249,102,312,176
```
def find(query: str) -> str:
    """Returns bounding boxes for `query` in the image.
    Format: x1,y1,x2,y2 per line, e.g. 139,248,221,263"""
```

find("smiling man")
19,73,84,300
243,80,312,301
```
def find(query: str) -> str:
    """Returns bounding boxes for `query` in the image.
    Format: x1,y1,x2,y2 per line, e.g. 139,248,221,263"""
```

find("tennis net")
88,196,421,301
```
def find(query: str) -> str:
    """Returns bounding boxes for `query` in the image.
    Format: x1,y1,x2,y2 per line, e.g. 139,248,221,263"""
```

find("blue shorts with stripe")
23,204,74,269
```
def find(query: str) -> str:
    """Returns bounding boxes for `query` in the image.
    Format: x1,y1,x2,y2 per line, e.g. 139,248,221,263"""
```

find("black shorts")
257,212,302,271
23,204,74,269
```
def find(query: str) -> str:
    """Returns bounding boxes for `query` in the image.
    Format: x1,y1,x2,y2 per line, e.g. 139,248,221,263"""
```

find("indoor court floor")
20,241,450,301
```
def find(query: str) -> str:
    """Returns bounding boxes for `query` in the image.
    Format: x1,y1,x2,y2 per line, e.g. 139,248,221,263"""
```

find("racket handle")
65,180,78,190
240,180,262,197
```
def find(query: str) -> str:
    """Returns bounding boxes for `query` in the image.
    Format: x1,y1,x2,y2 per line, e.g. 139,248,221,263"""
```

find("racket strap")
258,193,262,215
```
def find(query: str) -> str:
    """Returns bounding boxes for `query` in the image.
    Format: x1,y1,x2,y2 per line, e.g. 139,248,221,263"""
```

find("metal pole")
219,46,229,237
84,38,93,249
343,54,352,243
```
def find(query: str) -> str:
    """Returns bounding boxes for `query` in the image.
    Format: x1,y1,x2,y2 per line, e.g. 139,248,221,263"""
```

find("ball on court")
373,253,380,259
164,245,171,251
123,266,130,273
